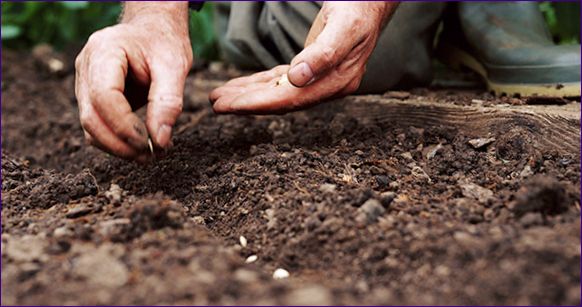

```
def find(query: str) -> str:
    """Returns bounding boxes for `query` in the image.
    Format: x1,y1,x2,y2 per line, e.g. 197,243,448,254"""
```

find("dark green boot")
436,2,580,97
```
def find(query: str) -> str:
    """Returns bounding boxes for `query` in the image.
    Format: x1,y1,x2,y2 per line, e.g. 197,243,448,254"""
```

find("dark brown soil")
2,50,580,305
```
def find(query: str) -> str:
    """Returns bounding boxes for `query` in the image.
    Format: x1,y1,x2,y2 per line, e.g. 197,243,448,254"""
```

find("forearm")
120,1,190,33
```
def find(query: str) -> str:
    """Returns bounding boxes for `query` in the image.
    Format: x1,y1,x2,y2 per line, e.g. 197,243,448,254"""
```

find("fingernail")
156,124,172,148
288,62,314,87
127,121,149,150
133,122,148,138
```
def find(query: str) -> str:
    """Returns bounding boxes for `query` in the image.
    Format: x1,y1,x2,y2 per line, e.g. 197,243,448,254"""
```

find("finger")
209,86,248,104
88,49,149,151
220,65,289,88
287,14,358,87
80,103,144,160
213,70,344,114
304,9,325,47
146,63,188,149
210,79,277,103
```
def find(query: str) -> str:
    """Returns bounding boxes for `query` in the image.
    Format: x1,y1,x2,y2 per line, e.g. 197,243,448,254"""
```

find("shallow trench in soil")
1,50,581,305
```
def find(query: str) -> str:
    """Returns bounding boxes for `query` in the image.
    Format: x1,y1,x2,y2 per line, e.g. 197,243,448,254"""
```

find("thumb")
146,64,187,148
287,16,354,87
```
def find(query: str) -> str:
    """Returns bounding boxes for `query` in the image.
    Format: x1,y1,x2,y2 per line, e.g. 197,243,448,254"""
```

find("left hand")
210,1,398,114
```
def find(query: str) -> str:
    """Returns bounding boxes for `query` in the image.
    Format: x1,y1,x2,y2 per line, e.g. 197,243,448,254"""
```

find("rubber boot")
436,2,581,97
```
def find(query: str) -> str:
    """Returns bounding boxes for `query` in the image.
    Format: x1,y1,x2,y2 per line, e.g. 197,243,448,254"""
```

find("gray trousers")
214,2,446,94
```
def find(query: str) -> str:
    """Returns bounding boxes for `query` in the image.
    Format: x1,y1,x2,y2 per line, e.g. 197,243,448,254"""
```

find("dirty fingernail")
127,121,149,150
288,62,313,87
133,122,148,137
156,124,172,148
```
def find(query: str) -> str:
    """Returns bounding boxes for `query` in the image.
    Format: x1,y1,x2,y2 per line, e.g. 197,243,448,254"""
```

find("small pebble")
273,268,290,279
520,165,534,179
319,183,337,193
104,183,123,204
239,235,248,248
65,204,93,219
356,199,386,224
468,137,496,149
53,226,73,238
245,255,258,264
460,183,494,203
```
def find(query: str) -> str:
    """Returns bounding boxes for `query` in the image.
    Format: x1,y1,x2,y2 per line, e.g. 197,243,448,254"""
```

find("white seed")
147,138,154,155
276,74,289,86
239,235,247,248
245,255,258,264
273,268,289,279
48,58,64,73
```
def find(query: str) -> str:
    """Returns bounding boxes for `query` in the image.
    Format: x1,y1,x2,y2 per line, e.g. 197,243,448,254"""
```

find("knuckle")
345,76,363,94
149,97,183,123
320,46,337,68
88,26,115,43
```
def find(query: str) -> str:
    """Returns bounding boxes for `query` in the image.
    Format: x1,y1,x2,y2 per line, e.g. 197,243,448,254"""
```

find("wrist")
379,2,399,25
121,1,189,34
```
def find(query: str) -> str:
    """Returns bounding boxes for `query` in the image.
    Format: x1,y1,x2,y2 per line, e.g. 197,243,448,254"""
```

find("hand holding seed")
276,74,290,87
75,2,192,162
210,2,397,114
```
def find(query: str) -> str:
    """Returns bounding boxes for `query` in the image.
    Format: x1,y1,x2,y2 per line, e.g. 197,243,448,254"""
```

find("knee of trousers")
358,2,447,94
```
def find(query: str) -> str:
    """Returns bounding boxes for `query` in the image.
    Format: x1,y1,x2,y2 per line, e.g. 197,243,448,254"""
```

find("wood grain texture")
338,96,580,155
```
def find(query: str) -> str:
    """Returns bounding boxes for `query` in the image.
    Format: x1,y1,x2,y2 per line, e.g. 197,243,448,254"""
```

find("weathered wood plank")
340,96,580,155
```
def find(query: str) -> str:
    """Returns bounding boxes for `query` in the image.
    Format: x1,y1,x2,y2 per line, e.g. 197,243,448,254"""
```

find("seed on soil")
273,268,290,279
239,235,248,247
245,255,258,263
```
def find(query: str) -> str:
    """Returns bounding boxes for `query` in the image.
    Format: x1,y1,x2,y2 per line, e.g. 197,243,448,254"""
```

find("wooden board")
340,96,580,155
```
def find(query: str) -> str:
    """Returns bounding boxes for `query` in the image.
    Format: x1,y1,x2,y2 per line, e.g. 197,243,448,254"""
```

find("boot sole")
437,42,581,98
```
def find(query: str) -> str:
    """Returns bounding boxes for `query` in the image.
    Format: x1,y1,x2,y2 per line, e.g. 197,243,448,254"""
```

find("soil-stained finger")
81,104,143,160
91,90,149,150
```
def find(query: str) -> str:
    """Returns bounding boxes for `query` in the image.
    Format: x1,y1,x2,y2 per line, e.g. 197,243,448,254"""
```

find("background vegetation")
1,1,580,61
1,1,218,60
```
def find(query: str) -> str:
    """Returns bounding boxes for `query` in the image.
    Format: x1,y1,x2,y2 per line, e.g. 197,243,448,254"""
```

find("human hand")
75,2,192,162
210,1,398,114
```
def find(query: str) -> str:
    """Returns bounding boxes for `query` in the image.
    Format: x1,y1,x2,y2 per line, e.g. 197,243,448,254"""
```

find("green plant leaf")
60,1,89,10
1,24,22,40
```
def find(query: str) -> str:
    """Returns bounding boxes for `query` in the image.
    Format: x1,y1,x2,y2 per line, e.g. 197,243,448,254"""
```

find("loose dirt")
2,50,580,305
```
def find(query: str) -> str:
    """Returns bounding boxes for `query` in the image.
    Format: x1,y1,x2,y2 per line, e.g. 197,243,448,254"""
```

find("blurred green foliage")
1,1,580,61
1,1,218,60
540,1,581,44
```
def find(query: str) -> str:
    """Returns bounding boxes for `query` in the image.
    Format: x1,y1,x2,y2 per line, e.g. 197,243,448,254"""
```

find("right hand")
75,7,192,162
